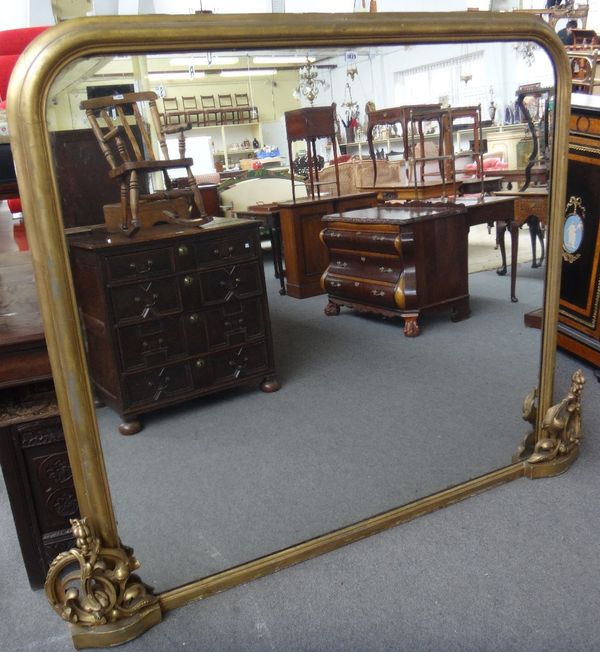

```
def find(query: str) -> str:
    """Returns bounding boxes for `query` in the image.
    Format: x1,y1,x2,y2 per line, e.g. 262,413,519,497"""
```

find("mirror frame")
7,11,576,648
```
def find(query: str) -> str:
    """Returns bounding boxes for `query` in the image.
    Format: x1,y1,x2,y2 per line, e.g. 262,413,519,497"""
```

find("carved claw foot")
119,419,142,436
261,376,281,393
324,301,340,316
403,316,420,337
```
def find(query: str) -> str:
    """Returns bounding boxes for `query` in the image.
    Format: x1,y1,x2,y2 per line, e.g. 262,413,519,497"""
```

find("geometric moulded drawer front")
117,316,190,371
106,246,174,281
199,262,263,305
195,231,257,265
210,341,269,384
124,360,194,407
204,297,265,349
111,277,181,323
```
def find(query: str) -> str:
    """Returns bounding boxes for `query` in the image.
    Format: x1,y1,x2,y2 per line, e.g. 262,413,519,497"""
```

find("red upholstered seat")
7,197,21,213
0,26,48,107
0,26,49,251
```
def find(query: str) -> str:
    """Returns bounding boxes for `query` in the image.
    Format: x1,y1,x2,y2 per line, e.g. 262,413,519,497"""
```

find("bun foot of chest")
261,376,281,393
403,314,420,337
324,301,341,316
119,418,143,436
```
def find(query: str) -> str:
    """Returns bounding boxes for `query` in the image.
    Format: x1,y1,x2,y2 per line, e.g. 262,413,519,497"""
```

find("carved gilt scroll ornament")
45,518,158,628
516,370,585,470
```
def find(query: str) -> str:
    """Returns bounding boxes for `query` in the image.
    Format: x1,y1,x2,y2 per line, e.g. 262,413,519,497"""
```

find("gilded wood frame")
7,12,575,647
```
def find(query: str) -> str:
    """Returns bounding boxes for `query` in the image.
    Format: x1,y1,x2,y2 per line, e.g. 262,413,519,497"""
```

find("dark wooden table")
235,204,286,295
0,250,78,588
399,196,520,302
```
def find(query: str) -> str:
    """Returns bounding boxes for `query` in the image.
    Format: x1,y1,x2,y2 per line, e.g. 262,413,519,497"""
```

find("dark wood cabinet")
0,251,78,589
557,94,600,367
278,193,377,299
68,221,279,435
320,204,470,336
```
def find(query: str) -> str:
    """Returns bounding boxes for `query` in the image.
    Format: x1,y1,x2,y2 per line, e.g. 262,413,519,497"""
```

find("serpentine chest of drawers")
68,220,279,435
320,205,470,336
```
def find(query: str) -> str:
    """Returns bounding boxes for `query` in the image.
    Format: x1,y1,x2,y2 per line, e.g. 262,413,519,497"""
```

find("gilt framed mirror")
7,11,581,649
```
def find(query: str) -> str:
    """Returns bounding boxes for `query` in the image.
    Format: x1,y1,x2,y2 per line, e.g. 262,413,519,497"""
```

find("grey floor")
1,254,599,651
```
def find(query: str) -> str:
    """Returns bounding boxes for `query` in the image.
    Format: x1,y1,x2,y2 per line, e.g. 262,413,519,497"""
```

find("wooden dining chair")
218,94,236,124
234,93,255,123
200,95,219,125
162,96,185,125
181,95,203,126
80,90,207,236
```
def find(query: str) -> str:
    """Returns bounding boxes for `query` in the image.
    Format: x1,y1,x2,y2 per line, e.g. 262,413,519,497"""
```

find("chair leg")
186,167,207,218
126,170,140,236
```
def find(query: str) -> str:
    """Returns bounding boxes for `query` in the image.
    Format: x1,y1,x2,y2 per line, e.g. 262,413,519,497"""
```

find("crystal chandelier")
514,42,538,67
293,58,330,106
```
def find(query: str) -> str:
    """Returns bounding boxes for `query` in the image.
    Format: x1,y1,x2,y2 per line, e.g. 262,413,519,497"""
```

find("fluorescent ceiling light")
220,69,277,77
252,55,315,65
170,56,239,66
147,71,206,80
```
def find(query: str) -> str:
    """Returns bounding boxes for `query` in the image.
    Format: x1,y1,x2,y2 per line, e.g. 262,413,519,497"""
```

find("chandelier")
513,42,538,67
293,58,330,106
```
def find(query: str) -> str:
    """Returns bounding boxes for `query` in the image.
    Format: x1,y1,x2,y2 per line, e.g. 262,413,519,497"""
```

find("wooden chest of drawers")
68,221,279,435
320,205,470,336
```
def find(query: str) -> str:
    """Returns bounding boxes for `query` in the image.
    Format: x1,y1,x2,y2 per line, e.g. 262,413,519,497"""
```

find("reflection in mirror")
47,39,553,591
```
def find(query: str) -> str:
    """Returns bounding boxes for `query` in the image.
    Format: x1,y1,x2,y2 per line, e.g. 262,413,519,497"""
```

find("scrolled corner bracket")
524,370,586,478
513,386,538,462
45,518,161,648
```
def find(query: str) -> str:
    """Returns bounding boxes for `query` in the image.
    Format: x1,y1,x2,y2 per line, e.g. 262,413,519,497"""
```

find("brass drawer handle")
195,359,205,369
128,259,154,273
183,275,194,286
177,245,189,256
189,313,199,324
335,260,348,267
370,289,385,297
379,266,393,273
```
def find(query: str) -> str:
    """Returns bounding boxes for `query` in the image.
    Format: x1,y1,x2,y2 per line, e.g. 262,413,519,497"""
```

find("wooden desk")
357,179,461,202
0,251,78,588
278,192,378,299
396,196,520,302
235,204,286,295
321,204,470,336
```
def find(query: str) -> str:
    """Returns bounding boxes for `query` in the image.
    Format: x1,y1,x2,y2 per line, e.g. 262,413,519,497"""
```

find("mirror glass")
46,38,553,591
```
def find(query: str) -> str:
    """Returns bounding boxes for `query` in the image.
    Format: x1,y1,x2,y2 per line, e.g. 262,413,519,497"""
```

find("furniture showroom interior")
2,1,600,650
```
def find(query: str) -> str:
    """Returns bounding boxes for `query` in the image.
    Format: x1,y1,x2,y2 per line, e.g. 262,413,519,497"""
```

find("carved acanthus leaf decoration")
45,518,158,627
514,386,538,460
527,369,585,465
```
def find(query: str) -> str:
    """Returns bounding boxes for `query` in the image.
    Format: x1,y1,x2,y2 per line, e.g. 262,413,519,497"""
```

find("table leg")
526,215,544,268
496,219,519,302
271,223,286,295
509,219,519,303
496,220,508,276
